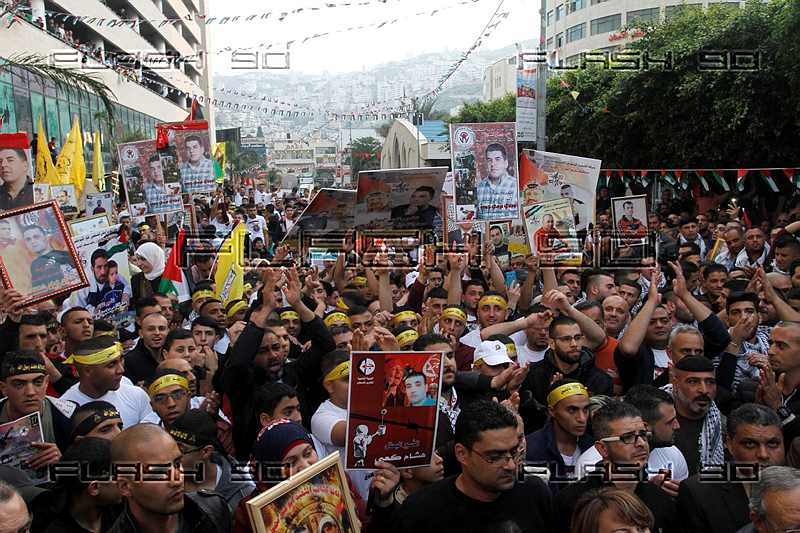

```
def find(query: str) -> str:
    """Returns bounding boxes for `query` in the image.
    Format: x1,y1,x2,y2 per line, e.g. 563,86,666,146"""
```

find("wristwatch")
777,405,796,426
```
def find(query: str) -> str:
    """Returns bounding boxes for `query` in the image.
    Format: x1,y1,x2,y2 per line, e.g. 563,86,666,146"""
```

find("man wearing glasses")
145,369,191,432
389,400,557,532
554,402,678,533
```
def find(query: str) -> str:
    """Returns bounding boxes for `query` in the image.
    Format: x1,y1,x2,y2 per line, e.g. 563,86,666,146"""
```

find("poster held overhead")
157,120,216,194
523,198,582,266
0,133,34,211
117,140,183,216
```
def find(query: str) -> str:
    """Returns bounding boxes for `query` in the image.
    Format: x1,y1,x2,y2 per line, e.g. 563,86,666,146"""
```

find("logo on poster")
358,358,376,376
121,146,139,162
452,126,475,149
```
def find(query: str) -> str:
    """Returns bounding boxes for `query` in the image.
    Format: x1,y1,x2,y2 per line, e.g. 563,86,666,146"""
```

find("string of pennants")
600,168,800,192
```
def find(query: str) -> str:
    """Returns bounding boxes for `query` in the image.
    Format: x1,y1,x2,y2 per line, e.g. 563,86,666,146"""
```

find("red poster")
345,351,443,470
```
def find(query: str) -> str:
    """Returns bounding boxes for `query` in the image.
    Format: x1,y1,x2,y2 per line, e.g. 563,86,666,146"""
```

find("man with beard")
736,226,770,272
714,227,746,271
390,186,438,230
221,268,334,460
554,402,678,533
666,356,724,476
459,291,512,348
677,404,785,533
24,225,80,294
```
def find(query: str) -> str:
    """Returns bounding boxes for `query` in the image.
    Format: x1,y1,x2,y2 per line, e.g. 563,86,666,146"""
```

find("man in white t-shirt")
311,350,373,501
254,183,268,207
574,384,688,495
61,336,160,429
245,203,267,244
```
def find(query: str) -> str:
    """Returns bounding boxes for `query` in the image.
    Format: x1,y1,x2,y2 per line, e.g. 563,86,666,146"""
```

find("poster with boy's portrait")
523,198,581,266
0,133,33,212
450,122,519,222
33,184,50,204
158,120,216,194
612,195,649,247
0,201,88,305
86,192,113,218
346,351,443,470
118,140,183,217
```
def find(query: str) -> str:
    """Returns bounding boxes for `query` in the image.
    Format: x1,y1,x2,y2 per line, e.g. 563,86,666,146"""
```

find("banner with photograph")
354,167,447,232
520,150,601,235
0,201,87,305
33,184,50,204
117,140,183,217
0,133,34,212
158,120,216,194
612,195,649,248
51,184,78,215
516,50,538,141
450,122,519,222
443,195,484,249
65,224,134,331
0,412,50,485
86,192,113,218
523,198,582,266
284,188,356,244
346,351,443,470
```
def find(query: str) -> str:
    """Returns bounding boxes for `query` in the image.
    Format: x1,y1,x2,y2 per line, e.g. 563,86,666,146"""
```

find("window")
568,0,586,12
591,14,622,35
665,4,701,19
566,23,585,42
547,37,554,50
556,32,564,47
556,5,564,20
547,10,553,25
494,77,501,88
627,7,660,22
591,0,608,4
566,54,583,64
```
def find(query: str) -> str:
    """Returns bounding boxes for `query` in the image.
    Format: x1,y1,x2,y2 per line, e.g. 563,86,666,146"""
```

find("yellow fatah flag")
92,130,105,192
214,222,245,307
35,116,59,185
55,116,86,196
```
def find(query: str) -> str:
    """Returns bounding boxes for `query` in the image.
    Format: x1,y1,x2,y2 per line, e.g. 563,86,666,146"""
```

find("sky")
209,0,541,76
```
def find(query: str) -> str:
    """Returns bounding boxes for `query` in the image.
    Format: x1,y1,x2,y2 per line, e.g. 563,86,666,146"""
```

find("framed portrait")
0,133,34,211
0,200,89,306
157,120,216,194
246,452,360,533
523,198,582,266
33,184,50,204
85,192,113,218
50,184,78,215
611,195,649,249
66,213,111,236
117,140,183,217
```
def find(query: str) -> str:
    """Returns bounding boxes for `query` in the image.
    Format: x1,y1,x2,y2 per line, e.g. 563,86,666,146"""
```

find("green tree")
545,0,800,167
376,120,392,138
348,136,382,180
225,142,263,175
265,168,282,185
446,92,517,124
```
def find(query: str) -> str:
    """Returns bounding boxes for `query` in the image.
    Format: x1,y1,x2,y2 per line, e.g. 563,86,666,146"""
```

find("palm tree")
348,136,382,181
225,142,263,175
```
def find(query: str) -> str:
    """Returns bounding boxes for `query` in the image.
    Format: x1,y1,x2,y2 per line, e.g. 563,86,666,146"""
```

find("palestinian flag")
695,171,710,191
712,170,730,192
158,228,191,302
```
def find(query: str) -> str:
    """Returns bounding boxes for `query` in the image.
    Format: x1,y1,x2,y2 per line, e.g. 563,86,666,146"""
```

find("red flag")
184,98,197,121
560,80,570,88
783,168,795,179
0,133,29,149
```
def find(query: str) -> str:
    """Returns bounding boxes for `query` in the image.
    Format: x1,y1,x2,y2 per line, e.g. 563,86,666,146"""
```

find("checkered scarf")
661,384,725,469
438,387,460,433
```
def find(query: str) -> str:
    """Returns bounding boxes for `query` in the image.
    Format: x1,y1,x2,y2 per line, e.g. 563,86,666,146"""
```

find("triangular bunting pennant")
759,169,779,193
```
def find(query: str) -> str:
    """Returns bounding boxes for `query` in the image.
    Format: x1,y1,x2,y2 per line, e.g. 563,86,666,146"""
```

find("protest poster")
246,451,360,533
67,213,111,236
50,184,78,215
523,198,582,266
520,150,601,235
86,192,113,218
516,50,538,141
118,140,183,217
157,143,183,195
0,412,50,485
33,184,50,203
65,224,134,331
158,120,216,194
354,167,447,232
612,195,649,248
0,201,87,305
0,133,33,212
284,188,356,243
443,195,484,249
345,351,443,470
450,122,519,222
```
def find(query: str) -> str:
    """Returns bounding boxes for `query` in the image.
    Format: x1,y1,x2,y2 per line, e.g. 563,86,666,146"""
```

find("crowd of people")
0,182,799,533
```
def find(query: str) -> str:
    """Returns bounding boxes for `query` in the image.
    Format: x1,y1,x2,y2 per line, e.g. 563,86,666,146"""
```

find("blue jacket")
525,418,595,494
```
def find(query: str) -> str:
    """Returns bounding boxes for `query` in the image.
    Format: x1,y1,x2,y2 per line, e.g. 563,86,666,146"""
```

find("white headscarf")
137,242,166,281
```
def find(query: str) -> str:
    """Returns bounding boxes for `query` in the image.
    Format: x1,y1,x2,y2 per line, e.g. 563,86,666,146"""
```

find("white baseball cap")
473,340,513,367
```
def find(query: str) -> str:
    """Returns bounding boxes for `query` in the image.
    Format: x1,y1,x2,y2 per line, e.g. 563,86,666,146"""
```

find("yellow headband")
505,343,517,356
65,344,122,365
547,382,589,407
280,310,300,321
139,224,151,231
440,307,467,323
227,301,248,317
478,295,508,310
324,361,350,382
391,310,417,326
336,298,349,310
148,374,189,398
243,283,253,292
324,312,351,327
192,290,215,303
354,276,368,284
396,329,419,346
96,330,116,337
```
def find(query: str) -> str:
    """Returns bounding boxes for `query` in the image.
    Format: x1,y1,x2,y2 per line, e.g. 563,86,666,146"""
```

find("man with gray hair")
0,480,30,533
741,466,800,533
678,404,785,533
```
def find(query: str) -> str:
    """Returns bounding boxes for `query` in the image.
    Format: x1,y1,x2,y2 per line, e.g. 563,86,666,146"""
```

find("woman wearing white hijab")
131,241,166,301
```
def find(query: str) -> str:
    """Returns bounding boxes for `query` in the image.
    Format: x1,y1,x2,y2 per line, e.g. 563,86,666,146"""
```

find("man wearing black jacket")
221,267,334,460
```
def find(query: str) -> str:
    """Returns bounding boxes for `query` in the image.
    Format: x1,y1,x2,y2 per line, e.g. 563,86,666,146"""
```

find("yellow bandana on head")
354,276,368,285
395,329,419,346
440,307,467,323
478,295,508,310
280,310,300,321
547,382,589,407
192,290,215,303
390,310,417,326
148,375,189,398
323,361,350,382
243,283,253,292
336,298,349,311
324,312,351,327
505,343,517,356
226,301,248,317
64,344,122,365
96,330,116,338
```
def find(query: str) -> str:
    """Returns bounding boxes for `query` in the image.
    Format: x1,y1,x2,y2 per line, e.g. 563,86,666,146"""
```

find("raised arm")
618,271,662,357
446,252,468,306
481,310,552,341
544,289,606,350
669,261,712,323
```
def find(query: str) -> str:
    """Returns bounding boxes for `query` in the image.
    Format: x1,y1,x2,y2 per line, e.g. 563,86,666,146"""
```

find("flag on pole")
158,227,191,302
759,169,779,193
712,170,729,192
35,117,59,184
212,142,226,184
695,171,710,191
214,222,245,308
55,117,86,196
92,130,105,192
